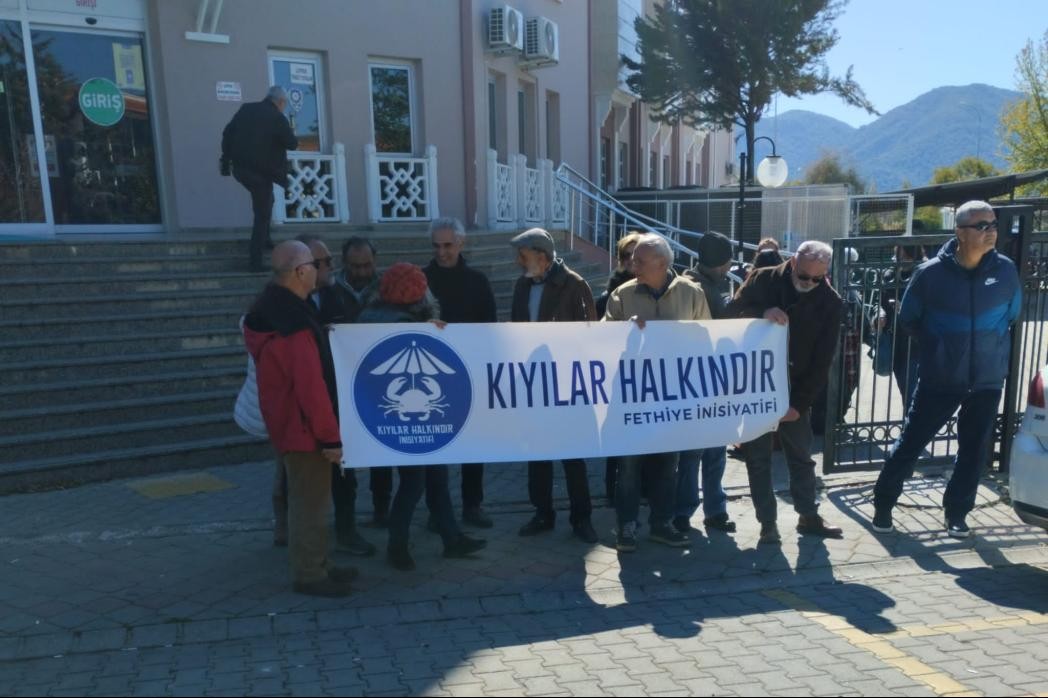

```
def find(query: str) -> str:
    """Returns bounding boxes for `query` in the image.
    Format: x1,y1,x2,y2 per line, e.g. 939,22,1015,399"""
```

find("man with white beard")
727,240,845,545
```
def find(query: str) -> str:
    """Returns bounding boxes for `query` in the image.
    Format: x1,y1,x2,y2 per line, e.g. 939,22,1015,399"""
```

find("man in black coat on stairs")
221,86,298,272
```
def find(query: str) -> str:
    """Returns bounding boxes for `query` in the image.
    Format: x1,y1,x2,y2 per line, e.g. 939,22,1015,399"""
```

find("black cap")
697,231,733,267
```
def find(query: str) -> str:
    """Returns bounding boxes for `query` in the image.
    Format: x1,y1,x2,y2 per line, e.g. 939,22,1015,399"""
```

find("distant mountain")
747,84,1023,192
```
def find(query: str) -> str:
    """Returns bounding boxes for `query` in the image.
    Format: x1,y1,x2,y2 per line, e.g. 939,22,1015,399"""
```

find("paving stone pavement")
1,451,1047,696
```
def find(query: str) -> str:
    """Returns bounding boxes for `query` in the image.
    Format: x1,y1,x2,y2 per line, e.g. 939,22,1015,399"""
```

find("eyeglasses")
296,259,321,271
958,220,998,232
795,273,825,283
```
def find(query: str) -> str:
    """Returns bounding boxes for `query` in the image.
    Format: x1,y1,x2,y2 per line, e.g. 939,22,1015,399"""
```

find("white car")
1010,365,1048,530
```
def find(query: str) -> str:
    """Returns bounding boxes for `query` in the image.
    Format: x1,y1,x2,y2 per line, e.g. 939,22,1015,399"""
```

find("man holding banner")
509,228,599,544
728,240,845,545
604,233,712,553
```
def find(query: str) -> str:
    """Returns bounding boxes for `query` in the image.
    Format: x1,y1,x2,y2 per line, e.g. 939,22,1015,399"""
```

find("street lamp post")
735,135,788,256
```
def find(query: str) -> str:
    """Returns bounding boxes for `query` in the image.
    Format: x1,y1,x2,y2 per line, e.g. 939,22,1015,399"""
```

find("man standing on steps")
221,86,297,272
508,228,599,544
330,236,394,528
423,217,497,528
243,240,357,597
294,234,375,557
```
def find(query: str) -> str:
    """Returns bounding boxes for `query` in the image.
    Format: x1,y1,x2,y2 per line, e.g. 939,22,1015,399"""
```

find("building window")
369,62,415,154
518,90,526,161
662,155,671,188
269,52,326,153
488,80,497,151
34,28,160,225
545,91,560,163
649,151,657,188
617,142,628,190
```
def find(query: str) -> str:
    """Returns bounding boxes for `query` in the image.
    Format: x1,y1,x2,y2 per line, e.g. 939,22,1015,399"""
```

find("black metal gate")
823,206,1048,473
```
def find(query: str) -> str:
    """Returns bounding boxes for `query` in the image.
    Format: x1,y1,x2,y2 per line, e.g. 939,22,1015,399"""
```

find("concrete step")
0,289,256,320
0,308,245,340
0,366,245,408
0,328,244,363
0,412,247,463
0,389,238,437
0,229,565,261
0,346,245,386
0,435,272,494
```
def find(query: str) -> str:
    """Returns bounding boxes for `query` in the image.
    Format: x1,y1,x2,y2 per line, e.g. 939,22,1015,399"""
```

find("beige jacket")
603,272,711,322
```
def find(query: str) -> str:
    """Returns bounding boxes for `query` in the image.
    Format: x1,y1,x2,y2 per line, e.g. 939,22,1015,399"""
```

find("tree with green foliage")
930,156,1000,184
624,0,876,183
801,151,866,192
1000,30,1048,195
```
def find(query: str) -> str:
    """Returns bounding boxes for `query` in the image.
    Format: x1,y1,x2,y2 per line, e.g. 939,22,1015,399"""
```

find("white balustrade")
273,143,349,224
364,144,439,223
487,150,569,229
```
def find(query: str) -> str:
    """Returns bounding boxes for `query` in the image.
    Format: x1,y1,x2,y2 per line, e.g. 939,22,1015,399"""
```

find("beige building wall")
150,0,466,230
467,0,590,227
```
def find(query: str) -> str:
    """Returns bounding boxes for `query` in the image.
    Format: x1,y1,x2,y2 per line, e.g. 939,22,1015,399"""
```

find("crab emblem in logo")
381,375,448,421
355,334,471,454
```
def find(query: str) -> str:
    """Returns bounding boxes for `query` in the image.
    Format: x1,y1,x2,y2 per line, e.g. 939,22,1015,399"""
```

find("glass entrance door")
31,28,160,227
0,20,45,225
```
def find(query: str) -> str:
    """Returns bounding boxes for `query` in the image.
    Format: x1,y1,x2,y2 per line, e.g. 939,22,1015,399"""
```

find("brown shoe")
797,515,843,539
292,578,352,598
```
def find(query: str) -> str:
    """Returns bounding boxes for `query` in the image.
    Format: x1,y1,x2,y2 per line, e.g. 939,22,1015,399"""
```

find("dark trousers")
430,463,484,511
874,386,1000,520
233,167,273,269
390,465,459,549
741,410,819,524
331,466,395,532
528,459,592,525
615,451,678,527
369,467,394,510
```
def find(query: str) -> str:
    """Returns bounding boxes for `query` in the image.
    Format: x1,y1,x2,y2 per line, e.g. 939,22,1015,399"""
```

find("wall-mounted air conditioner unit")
522,16,559,67
488,5,524,54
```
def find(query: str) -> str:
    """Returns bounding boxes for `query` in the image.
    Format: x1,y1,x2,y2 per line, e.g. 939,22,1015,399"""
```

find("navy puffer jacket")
898,238,1021,392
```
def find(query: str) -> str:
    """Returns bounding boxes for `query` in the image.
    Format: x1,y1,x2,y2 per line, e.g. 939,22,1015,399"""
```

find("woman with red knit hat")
358,263,487,571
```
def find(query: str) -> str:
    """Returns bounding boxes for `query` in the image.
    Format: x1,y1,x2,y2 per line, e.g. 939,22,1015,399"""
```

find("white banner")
330,320,789,468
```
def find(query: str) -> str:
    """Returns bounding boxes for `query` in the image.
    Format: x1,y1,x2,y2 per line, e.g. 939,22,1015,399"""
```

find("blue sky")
775,0,1045,126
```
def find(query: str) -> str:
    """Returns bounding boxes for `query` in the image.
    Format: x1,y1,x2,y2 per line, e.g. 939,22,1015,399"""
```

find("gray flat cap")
510,228,555,256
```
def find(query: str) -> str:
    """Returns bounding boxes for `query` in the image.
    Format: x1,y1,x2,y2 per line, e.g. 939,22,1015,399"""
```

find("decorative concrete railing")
365,144,440,222
273,144,349,224
487,149,567,229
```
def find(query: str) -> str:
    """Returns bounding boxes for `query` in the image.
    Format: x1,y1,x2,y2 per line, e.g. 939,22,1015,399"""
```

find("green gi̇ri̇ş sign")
78,78,125,127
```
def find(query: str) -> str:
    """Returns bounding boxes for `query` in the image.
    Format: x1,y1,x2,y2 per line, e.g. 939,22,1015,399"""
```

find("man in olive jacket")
604,233,711,553
727,240,844,545
509,228,599,544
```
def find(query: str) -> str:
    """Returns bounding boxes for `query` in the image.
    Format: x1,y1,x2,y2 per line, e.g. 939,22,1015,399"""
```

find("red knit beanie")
379,262,429,305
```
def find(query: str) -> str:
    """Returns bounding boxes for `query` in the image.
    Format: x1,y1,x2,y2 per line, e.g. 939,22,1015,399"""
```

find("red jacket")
243,284,341,454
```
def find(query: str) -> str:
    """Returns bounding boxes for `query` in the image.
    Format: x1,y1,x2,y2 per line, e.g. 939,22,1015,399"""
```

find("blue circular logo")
354,333,472,455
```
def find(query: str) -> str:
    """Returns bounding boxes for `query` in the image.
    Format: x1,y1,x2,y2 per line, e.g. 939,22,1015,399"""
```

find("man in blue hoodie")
872,201,1022,538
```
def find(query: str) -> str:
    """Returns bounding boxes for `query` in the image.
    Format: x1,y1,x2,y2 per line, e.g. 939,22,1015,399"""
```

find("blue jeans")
874,385,1001,520
615,451,678,528
675,447,728,519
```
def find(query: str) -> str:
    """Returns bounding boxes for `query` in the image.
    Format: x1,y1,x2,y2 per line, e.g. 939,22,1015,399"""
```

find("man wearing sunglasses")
243,241,357,597
728,240,845,545
872,200,1021,539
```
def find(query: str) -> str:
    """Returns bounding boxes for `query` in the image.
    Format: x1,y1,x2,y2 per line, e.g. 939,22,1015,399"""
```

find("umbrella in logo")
371,341,454,421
